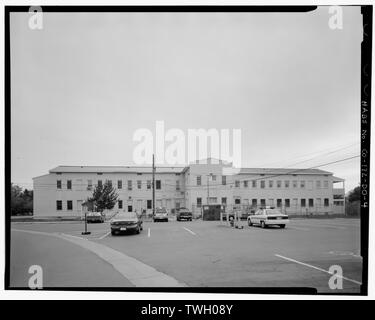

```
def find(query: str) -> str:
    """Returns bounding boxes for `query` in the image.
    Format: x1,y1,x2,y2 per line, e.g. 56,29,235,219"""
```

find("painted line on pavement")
148,228,151,238
12,228,186,287
98,231,111,240
275,254,362,285
183,227,196,235
288,226,310,231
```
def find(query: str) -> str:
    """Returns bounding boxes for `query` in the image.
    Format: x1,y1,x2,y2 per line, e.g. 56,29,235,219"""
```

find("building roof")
49,165,333,176
238,168,333,175
49,165,186,174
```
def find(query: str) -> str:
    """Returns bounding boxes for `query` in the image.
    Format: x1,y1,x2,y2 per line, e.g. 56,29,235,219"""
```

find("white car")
153,207,169,222
247,208,289,229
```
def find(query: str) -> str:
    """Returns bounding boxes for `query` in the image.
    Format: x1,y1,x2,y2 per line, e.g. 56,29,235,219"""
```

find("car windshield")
156,208,167,213
265,209,282,215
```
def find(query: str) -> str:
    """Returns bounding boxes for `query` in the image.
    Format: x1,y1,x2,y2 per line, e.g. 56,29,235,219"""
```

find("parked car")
176,207,192,221
247,208,289,228
110,212,143,235
153,207,168,222
86,211,105,223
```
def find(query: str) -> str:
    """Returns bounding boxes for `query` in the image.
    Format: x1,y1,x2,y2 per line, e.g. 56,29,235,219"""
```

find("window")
137,180,142,189
156,180,161,190
197,197,202,207
260,199,266,206
244,180,248,188
97,172,103,175
197,176,201,186
309,199,314,207
118,180,122,189
285,180,290,188
67,200,73,210
277,199,282,208
292,180,298,188
128,205,133,212
57,180,62,189
277,180,282,188
285,199,290,208
118,200,123,209
300,180,305,189
98,180,102,187
268,199,274,206
301,199,306,207
87,180,93,190
176,180,180,191
316,180,321,189
67,180,72,190
107,180,112,187
269,180,273,188
211,175,216,181
252,199,257,206
235,198,241,205
147,200,152,209
324,198,329,207
260,180,265,189
209,197,218,204
292,198,298,207
56,200,62,211
147,180,151,190
252,180,257,188
324,180,329,189
222,175,226,185
127,180,132,190
221,197,227,205
235,180,240,188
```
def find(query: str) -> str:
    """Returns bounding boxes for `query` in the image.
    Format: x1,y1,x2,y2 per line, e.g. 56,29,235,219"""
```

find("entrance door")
136,200,143,214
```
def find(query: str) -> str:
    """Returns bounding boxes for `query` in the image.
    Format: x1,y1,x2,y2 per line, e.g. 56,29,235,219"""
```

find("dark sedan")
110,212,143,235
176,208,192,221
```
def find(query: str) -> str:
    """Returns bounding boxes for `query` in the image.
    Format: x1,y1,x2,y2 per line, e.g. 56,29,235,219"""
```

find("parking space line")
275,254,362,285
182,227,196,235
288,226,310,231
148,228,150,238
98,231,111,240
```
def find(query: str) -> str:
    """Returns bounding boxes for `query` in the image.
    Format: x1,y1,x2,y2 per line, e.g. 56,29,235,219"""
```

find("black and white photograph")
5,4,372,296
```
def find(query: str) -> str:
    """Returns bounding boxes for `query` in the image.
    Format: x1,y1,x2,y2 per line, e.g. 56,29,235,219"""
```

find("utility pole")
206,173,213,205
152,154,155,216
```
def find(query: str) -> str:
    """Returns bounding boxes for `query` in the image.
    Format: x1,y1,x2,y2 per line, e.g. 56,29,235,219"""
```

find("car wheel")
261,221,266,228
111,231,116,236
279,224,285,229
248,219,253,226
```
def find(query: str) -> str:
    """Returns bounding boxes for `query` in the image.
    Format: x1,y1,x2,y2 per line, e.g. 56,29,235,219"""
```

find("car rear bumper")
111,224,138,231
178,215,192,219
265,219,289,225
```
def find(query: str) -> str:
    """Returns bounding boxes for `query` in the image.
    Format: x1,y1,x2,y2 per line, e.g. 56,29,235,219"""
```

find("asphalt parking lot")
10,218,362,293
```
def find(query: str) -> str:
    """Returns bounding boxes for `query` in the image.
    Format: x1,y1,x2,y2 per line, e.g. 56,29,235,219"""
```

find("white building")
33,159,345,217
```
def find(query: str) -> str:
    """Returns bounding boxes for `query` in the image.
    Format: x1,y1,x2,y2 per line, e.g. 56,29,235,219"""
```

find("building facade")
33,159,346,217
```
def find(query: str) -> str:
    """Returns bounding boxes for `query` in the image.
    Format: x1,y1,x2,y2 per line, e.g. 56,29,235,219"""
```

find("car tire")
111,231,116,236
261,221,266,228
248,219,253,226
279,224,285,229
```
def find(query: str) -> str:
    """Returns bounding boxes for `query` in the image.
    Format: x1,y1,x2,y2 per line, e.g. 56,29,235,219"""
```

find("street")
10,218,362,293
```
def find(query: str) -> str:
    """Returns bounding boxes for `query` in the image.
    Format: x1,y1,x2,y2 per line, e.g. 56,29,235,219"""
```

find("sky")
10,7,362,192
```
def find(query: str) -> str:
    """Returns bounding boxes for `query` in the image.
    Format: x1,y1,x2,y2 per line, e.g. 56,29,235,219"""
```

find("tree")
11,183,33,215
347,186,360,203
87,181,119,213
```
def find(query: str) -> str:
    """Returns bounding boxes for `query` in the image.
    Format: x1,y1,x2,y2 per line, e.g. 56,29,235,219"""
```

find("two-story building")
33,158,346,217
